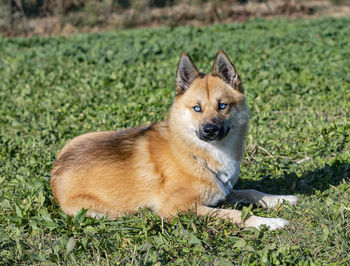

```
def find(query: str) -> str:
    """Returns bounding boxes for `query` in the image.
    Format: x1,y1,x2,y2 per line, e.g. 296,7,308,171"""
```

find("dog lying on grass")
51,50,298,230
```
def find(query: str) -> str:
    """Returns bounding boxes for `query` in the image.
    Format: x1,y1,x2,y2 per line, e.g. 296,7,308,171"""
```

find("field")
1,17,350,264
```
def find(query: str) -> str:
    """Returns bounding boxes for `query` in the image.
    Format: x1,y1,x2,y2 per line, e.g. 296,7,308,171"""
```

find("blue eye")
193,105,201,112
219,103,227,110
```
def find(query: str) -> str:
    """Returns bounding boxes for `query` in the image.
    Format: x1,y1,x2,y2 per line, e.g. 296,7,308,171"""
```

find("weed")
0,17,349,264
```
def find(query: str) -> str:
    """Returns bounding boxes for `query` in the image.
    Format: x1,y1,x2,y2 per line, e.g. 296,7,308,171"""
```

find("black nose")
203,124,219,138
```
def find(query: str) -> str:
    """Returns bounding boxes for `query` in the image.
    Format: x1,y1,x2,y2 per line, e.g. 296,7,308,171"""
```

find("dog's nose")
203,124,219,138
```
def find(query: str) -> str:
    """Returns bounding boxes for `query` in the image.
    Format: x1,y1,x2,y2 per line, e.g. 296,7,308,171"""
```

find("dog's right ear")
176,53,199,95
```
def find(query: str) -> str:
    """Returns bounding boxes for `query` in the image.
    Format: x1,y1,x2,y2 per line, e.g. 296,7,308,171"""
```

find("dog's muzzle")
198,123,230,141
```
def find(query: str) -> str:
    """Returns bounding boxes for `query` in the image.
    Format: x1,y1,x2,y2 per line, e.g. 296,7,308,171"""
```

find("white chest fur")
198,139,242,207
176,107,247,207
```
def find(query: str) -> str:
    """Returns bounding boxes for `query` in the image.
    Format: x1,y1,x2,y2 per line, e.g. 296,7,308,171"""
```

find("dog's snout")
203,124,219,137
198,120,230,142
198,123,227,141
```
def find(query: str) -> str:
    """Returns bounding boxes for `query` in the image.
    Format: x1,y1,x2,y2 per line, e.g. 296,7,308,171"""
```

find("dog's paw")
282,195,299,206
259,195,299,209
245,216,290,231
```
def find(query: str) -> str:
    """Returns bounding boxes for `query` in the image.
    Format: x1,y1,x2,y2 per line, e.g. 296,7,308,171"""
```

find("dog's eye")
218,103,227,111
193,105,202,112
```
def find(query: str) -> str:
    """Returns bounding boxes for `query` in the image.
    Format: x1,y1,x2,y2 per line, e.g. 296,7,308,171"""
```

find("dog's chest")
200,147,241,207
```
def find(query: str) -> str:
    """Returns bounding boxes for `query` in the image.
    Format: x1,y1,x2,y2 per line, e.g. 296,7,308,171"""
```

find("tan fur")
51,51,298,230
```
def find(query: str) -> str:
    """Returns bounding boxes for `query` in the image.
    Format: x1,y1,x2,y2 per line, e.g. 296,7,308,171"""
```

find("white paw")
281,195,299,206
260,195,299,209
246,216,290,230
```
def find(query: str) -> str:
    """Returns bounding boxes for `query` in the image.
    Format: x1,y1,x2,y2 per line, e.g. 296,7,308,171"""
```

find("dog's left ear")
213,50,243,93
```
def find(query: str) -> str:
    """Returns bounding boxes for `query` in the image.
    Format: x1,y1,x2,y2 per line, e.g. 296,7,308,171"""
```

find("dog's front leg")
226,189,299,209
196,205,290,230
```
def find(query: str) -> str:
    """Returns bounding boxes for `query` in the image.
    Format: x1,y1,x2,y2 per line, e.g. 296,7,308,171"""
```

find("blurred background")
1,0,350,37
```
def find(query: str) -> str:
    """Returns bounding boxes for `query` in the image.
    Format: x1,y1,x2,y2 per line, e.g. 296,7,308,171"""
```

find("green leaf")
66,237,76,254
73,208,88,224
189,234,201,245
233,239,246,248
15,204,23,218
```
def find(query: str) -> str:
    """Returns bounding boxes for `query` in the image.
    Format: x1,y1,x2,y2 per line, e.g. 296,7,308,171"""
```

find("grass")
0,16,350,264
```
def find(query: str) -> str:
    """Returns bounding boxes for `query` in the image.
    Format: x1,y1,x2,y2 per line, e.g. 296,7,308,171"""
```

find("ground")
0,16,349,264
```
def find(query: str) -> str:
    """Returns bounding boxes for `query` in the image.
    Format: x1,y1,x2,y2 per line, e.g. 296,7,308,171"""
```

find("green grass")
1,16,350,264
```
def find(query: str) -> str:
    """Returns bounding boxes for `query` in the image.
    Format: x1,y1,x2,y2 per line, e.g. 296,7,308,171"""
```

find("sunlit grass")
0,16,349,264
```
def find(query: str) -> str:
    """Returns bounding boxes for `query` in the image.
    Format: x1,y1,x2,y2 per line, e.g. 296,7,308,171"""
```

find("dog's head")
170,50,248,144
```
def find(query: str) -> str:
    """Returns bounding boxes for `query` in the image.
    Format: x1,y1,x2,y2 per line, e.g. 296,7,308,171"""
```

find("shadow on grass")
236,159,349,196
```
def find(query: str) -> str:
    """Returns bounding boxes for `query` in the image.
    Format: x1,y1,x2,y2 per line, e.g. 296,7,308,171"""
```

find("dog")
51,50,298,230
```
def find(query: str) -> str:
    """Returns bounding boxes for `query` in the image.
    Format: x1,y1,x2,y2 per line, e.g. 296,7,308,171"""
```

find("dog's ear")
176,53,199,95
213,50,243,93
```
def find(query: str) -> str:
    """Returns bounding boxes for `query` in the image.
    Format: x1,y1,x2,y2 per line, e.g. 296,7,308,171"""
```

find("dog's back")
50,120,209,218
